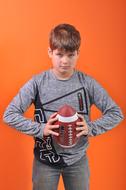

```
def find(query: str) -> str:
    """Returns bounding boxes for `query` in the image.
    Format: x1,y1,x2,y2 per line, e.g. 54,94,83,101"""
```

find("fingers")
44,123,59,136
49,112,57,119
76,120,87,129
48,112,58,125
76,126,88,137
44,112,59,136
44,113,89,137
77,113,87,125
77,113,84,119
76,114,88,137
49,124,59,129
48,117,58,125
47,127,59,136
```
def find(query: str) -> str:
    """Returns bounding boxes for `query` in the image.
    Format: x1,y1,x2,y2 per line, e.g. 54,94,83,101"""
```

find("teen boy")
3,23,124,190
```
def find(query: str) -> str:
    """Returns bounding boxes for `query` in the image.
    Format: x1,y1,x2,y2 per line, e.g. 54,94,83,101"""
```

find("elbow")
115,107,124,124
119,111,124,122
3,111,9,125
3,109,13,126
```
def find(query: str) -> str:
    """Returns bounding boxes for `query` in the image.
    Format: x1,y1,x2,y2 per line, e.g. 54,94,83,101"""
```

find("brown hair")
49,23,81,52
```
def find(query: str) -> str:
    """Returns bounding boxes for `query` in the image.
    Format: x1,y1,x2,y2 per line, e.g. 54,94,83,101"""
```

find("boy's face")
48,48,79,79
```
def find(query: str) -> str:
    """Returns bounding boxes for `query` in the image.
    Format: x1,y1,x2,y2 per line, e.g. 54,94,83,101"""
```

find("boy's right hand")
43,113,59,136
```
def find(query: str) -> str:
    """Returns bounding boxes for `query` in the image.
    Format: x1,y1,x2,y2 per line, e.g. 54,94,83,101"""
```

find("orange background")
0,0,126,190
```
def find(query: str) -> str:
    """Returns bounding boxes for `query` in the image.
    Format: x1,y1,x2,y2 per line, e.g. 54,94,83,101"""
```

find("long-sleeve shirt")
3,70,124,167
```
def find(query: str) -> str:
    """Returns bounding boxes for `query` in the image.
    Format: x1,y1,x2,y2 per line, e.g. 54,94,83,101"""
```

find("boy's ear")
77,49,80,55
48,47,53,58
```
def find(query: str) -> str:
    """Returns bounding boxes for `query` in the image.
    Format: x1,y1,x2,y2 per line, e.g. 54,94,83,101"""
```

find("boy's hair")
49,23,81,52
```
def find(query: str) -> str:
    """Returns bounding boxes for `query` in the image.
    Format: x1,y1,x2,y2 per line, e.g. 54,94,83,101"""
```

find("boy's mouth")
60,66,70,69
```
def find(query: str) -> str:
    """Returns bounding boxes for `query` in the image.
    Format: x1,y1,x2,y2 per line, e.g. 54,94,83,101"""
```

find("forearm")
3,105,44,139
3,77,45,139
3,108,44,138
87,105,124,136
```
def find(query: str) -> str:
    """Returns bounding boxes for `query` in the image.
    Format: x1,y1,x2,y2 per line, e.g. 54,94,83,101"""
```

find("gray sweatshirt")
3,70,124,167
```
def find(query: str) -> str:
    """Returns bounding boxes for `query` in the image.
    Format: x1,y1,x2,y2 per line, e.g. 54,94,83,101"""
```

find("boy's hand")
76,114,88,137
43,113,59,136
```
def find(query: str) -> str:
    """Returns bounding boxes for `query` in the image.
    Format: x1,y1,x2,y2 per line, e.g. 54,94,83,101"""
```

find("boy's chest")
39,79,89,115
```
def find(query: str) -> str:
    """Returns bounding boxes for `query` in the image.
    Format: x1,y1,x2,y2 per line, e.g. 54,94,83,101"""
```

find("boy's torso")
33,70,90,167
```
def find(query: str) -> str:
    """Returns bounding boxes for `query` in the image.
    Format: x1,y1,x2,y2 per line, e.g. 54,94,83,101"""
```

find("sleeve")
3,77,45,139
86,76,124,137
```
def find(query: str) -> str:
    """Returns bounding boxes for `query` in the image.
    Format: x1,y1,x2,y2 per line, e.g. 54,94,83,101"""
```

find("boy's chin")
60,70,72,76
60,67,73,73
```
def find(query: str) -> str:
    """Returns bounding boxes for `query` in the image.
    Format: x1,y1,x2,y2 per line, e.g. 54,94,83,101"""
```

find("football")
53,104,81,148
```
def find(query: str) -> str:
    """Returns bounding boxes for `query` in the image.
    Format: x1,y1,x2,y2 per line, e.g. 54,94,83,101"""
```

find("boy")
3,23,124,190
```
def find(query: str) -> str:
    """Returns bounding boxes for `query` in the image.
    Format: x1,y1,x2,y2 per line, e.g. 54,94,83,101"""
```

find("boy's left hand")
76,114,89,137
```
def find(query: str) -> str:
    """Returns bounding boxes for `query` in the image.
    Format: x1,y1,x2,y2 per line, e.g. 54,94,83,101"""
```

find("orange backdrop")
0,0,126,190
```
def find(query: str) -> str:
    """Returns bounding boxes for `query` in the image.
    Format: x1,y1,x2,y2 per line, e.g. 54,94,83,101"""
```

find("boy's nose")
61,56,69,63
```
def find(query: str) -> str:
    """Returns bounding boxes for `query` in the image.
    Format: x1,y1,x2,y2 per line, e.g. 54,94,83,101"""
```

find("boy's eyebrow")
56,50,76,54
56,52,76,56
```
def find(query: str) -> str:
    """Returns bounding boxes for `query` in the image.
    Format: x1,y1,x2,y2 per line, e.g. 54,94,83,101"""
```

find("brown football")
53,104,81,148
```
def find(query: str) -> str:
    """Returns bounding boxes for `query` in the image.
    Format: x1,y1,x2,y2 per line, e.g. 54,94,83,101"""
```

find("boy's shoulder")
76,70,95,83
32,70,50,83
76,70,103,91
34,70,49,78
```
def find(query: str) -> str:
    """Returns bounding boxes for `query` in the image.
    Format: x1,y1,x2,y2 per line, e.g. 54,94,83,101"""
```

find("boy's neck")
51,69,75,80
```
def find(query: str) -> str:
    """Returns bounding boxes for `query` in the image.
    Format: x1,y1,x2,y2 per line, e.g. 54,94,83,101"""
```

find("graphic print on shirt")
41,87,89,115
34,105,64,166
34,86,89,166
34,136,61,164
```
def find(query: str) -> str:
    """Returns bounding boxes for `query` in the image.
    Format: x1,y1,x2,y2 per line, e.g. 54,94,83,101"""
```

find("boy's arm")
86,77,124,136
3,77,44,139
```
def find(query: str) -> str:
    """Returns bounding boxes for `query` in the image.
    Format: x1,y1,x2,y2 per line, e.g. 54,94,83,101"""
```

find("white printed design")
57,113,78,123
34,108,45,123
34,108,62,164
68,125,73,146
35,137,60,163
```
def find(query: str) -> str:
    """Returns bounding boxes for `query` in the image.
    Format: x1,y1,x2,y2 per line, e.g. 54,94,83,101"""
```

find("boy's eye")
56,52,75,58
56,53,63,57
69,54,74,57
